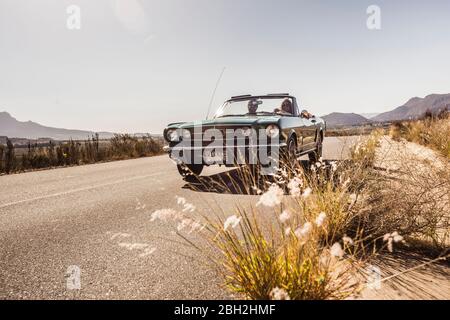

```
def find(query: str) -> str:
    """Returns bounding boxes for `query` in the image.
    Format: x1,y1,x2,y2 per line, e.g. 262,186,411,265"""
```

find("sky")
1,0,449,133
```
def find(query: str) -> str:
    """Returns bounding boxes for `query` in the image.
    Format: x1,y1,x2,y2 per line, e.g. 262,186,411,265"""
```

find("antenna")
205,67,226,120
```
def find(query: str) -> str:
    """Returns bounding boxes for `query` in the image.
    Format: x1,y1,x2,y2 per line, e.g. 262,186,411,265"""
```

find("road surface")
0,137,359,299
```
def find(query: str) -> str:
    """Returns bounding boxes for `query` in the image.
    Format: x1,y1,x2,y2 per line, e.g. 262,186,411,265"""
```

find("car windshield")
214,97,294,118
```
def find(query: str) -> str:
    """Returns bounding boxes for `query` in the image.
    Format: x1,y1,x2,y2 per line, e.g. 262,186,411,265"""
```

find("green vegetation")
0,134,164,174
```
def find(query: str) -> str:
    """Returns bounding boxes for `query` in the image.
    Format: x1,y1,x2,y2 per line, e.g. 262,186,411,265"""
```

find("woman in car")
274,99,293,115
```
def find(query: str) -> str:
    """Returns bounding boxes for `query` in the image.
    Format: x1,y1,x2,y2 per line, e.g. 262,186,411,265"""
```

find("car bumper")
164,143,287,166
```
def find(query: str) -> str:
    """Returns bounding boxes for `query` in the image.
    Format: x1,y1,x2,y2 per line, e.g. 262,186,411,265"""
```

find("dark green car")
163,93,326,179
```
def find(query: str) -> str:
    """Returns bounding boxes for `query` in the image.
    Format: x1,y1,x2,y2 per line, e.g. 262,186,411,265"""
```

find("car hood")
168,116,281,129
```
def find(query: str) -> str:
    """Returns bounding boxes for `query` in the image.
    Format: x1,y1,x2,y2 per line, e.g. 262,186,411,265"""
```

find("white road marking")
0,173,165,209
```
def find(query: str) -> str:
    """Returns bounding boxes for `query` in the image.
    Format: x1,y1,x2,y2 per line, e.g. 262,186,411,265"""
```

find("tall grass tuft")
206,205,359,300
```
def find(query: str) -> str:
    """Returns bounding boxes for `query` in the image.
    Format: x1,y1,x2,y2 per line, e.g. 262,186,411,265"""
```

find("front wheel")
308,132,323,163
177,164,203,181
280,137,298,174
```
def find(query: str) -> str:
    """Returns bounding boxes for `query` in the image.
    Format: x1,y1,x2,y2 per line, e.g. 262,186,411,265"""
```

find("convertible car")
163,93,326,179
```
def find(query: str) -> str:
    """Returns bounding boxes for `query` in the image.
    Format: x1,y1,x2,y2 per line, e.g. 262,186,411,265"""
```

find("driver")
247,99,259,114
274,99,293,115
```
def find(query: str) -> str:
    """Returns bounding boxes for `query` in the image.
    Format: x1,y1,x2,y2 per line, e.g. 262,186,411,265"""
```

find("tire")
308,131,323,163
177,164,203,181
282,137,298,170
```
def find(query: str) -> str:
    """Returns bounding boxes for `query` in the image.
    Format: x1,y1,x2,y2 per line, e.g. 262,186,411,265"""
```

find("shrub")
149,132,389,300
151,187,363,300
5,138,15,174
389,112,450,158
0,134,164,174
0,144,4,172
150,130,448,299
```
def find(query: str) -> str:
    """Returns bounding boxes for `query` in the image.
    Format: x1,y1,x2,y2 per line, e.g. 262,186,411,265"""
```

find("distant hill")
372,94,450,122
360,113,379,119
322,112,371,128
0,111,115,140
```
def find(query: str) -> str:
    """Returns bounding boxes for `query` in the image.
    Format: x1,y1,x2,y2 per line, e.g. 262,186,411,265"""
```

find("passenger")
301,109,312,119
275,99,293,115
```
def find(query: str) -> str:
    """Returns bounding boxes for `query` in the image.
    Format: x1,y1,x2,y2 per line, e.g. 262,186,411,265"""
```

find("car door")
280,115,302,150
299,117,316,152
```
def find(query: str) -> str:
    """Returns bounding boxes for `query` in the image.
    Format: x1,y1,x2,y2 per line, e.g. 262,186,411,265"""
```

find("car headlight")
182,129,191,140
166,129,179,142
266,125,279,138
241,127,252,137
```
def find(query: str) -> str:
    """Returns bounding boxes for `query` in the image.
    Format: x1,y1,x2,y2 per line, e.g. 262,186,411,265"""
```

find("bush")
0,134,164,174
0,144,4,172
151,184,362,300
149,132,390,300
150,130,448,299
389,111,450,158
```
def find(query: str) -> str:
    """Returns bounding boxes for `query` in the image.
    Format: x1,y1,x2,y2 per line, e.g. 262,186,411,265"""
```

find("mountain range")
322,93,450,127
371,93,450,122
1,93,449,138
0,112,115,140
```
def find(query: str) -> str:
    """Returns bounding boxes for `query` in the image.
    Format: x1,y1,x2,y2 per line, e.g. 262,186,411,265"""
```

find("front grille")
186,126,254,147
169,126,283,166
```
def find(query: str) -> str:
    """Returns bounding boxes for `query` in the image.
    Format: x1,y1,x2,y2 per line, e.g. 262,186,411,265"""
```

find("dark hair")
281,99,292,113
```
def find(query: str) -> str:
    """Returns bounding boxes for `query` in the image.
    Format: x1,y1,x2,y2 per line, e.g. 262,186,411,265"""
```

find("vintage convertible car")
163,93,326,179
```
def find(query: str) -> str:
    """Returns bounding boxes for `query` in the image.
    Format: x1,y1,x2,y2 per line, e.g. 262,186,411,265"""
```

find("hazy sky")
1,0,449,133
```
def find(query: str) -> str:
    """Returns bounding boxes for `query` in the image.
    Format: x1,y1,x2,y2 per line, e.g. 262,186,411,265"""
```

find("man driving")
247,99,259,114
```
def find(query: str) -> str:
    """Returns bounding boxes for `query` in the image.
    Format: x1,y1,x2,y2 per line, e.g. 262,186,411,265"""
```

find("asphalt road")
0,136,360,299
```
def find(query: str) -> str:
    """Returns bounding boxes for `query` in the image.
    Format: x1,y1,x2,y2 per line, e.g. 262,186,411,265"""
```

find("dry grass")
150,132,387,300
326,125,387,137
389,112,450,158
209,210,360,300
362,136,450,248
150,129,449,300
0,134,164,174
153,179,365,300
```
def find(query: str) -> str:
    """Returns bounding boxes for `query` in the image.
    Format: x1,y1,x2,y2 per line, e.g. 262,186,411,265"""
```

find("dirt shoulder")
359,136,449,300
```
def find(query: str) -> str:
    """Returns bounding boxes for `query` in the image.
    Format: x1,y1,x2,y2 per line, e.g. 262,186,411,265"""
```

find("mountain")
372,94,450,122
322,112,371,128
0,111,115,140
360,113,379,119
